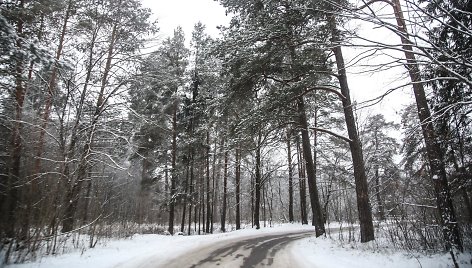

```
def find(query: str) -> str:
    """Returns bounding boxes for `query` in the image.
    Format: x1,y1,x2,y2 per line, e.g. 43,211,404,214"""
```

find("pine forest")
0,0,471,266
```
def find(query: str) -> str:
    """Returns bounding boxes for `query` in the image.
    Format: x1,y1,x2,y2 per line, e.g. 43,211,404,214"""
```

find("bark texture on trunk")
390,0,462,251
330,16,375,243
297,97,325,236
296,135,308,225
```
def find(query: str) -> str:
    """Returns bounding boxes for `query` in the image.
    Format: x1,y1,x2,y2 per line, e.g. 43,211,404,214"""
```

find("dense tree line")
0,0,470,264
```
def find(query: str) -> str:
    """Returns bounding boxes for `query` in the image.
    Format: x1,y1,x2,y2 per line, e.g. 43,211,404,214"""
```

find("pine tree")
422,0,472,224
62,0,156,233
154,27,189,235
217,0,332,236
360,114,400,221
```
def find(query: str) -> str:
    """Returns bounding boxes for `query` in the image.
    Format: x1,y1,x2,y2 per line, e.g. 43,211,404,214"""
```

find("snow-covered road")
131,230,313,268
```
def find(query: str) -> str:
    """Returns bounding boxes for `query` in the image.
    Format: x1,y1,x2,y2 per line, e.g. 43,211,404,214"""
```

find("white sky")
141,0,231,42
343,22,414,124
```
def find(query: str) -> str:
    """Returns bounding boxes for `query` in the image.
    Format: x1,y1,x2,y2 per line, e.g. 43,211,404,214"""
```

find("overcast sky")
141,0,230,41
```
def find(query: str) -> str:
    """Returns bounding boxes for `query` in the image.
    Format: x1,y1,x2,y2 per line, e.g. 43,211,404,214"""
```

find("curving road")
157,230,313,268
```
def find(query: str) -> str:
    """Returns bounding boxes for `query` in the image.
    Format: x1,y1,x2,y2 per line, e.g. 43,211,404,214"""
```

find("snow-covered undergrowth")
3,222,471,268
1,222,171,265
291,222,472,268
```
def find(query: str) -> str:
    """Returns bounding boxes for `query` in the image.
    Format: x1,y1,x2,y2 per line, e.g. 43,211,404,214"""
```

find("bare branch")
310,127,352,143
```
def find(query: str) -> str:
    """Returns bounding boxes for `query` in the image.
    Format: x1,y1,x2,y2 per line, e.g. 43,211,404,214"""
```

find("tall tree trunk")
200,163,205,234
390,0,462,251
251,174,254,227
205,131,211,233
296,134,308,225
254,132,262,229
297,97,325,236
187,151,195,235
180,162,190,233
168,102,178,235
268,179,274,227
186,74,200,235
313,105,319,225
221,149,228,232
329,16,374,243
287,129,294,223
198,174,202,235
235,146,241,230
210,135,219,234
262,181,266,227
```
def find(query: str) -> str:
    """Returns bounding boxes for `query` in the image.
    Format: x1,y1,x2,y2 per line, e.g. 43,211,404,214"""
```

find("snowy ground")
292,236,471,268
4,223,471,268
